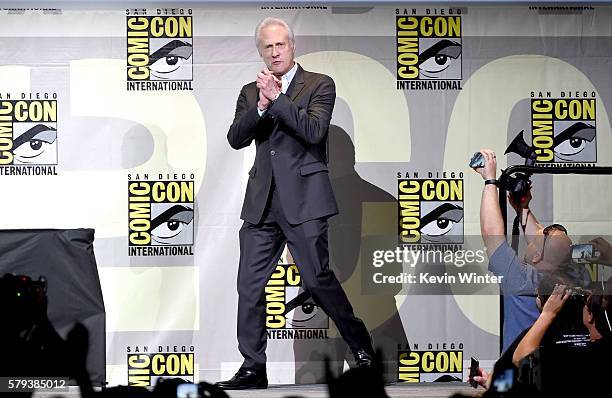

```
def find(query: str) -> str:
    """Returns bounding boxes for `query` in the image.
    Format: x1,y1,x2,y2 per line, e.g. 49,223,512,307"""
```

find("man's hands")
473,148,505,254
509,189,532,211
471,148,497,181
541,284,571,319
469,367,490,389
512,283,571,367
256,68,281,111
590,237,612,266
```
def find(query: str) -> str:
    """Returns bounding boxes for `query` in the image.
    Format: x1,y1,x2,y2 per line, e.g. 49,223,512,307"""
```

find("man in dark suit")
216,18,374,390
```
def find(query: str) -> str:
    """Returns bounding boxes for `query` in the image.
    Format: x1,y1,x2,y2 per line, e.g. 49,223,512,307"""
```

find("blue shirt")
489,241,540,352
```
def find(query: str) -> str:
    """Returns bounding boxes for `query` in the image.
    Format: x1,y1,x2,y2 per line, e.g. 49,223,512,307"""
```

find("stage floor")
33,382,479,398
227,383,479,398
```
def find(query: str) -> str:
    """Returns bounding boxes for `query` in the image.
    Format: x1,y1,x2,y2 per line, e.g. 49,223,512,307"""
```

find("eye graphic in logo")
418,39,462,79
284,289,328,329
12,123,57,165
149,39,193,80
420,202,464,244
150,204,194,245
553,121,596,162
432,375,462,382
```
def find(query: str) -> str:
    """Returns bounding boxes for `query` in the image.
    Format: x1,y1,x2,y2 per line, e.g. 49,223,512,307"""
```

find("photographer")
0,274,70,378
511,278,610,394
511,282,573,367
579,279,611,390
472,149,573,351
583,278,612,345
469,274,579,394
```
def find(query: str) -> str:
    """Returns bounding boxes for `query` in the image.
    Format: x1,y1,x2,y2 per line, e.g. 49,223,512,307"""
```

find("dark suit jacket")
227,64,339,225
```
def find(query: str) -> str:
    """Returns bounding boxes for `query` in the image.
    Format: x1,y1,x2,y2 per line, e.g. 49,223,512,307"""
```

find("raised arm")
509,189,544,244
512,284,571,367
472,149,506,256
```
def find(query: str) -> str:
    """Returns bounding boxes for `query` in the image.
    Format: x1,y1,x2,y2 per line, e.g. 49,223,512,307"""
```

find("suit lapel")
252,85,261,107
286,64,306,101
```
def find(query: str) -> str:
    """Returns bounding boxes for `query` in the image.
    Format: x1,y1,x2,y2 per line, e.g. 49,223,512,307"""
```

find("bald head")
525,229,572,271
542,230,572,266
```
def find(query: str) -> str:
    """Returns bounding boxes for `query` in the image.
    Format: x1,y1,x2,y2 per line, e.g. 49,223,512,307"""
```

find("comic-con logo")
0,95,58,176
530,93,596,164
127,345,195,387
128,173,195,256
398,343,464,382
398,173,464,245
396,8,462,90
265,263,329,340
126,9,193,91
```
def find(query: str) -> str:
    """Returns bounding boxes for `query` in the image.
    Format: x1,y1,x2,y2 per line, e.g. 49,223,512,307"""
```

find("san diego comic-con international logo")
265,263,330,340
396,8,462,90
529,92,597,165
398,342,464,382
128,173,195,256
127,345,195,387
397,172,464,245
126,8,193,91
0,94,58,176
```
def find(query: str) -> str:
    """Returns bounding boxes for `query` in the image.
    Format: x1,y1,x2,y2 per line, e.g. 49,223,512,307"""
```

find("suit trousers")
237,183,371,370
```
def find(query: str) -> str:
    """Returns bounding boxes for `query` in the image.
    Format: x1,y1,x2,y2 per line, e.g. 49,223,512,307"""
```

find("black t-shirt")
492,328,610,395
494,327,530,374
588,336,611,382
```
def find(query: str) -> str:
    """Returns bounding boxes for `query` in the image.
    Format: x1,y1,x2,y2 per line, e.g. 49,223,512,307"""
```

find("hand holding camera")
471,132,535,201
541,284,572,318
508,188,532,211
470,148,497,181
589,237,612,266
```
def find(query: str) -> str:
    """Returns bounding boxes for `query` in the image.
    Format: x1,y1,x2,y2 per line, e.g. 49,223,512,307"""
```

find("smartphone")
469,357,479,388
492,368,514,393
176,383,199,398
571,244,600,264
469,152,485,168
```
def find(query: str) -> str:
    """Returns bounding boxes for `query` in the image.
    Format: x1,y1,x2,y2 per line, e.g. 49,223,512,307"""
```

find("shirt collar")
281,62,298,93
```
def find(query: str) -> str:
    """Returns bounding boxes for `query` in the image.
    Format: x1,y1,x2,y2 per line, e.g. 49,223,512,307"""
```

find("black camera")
468,130,536,201
501,130,537,201
549,286,590,344
519,344,597,394
0,273,48,330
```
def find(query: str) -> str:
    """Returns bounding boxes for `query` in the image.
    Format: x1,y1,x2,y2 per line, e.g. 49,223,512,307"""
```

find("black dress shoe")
353,348,373,368
215,368,268,390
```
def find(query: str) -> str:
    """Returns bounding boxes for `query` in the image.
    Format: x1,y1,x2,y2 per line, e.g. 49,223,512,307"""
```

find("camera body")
0,274,48,330
501,173,532,201
468,130,536,202
502,130,538,201
546,285,590,344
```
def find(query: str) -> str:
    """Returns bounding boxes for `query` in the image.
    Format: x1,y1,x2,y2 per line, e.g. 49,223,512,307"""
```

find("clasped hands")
257,69,282,111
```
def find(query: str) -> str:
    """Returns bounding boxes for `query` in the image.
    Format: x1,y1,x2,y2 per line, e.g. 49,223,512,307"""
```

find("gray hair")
254,17,295,50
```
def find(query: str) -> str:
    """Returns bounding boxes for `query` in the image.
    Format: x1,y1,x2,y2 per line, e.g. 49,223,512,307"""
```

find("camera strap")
603,280,612,332
511,208,521,252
